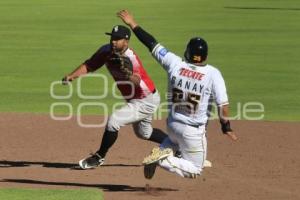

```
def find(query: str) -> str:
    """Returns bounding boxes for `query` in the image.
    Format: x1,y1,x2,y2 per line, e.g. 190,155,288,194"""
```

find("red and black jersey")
84,44,156,100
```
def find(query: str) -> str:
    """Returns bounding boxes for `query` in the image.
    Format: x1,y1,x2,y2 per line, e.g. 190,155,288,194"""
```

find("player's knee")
106,116,121,132
133,127,152,140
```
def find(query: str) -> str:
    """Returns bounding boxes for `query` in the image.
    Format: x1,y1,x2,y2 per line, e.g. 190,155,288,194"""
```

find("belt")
172,118,203,128
189,124,204,128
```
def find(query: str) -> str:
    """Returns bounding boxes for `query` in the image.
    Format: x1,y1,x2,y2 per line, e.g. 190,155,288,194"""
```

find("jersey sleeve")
212,68,229,106
151,44,182,73
84,44,110,71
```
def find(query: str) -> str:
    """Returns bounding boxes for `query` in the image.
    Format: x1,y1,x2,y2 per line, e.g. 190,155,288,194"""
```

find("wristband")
220,120,233,134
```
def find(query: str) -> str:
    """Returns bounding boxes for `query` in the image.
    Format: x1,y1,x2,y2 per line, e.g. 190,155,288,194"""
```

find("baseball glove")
110,53,133,80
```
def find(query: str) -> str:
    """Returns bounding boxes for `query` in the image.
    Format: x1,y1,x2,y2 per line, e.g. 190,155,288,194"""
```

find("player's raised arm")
117,10,158,52
117,10,182,73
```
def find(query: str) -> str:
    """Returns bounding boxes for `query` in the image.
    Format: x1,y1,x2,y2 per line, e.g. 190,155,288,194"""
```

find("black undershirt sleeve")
132,26,158,52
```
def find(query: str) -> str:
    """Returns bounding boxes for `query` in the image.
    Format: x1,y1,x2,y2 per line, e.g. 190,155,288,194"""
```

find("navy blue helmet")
184,37,208,63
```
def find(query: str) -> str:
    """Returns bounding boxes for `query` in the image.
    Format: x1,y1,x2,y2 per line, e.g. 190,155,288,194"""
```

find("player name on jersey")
179,68,205,80
171,76,204,93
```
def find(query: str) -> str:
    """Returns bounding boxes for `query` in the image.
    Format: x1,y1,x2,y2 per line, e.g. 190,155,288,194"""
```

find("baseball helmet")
184,37,208,63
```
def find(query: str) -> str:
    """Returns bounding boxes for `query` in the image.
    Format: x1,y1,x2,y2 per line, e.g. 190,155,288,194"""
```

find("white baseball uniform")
152,44,229,178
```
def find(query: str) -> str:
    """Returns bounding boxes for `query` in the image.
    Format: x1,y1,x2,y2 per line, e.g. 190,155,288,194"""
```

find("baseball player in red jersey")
118,10,238,179
62,25,167,169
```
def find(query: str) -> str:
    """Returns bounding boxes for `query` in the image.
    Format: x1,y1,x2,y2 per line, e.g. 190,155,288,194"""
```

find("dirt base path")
0,113,299,200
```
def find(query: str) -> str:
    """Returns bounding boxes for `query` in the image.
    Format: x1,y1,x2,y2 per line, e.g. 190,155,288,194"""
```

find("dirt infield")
0,113,299,200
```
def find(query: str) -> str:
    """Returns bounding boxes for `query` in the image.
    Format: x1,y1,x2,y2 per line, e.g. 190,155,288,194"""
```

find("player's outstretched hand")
62,76,73,85
117,10,138,29
226,131,238,141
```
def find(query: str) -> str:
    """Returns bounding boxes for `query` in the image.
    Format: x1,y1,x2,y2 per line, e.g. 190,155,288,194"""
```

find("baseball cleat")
142,147,173,165
190,172,200,179
144,162,157,179
79,153,105,169
203,160,212,168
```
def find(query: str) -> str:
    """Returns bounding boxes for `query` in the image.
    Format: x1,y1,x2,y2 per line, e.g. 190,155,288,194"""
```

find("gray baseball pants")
106,91,160,139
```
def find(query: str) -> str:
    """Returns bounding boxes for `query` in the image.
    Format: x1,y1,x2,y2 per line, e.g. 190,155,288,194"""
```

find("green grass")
0,188,103,200
0,0,300,121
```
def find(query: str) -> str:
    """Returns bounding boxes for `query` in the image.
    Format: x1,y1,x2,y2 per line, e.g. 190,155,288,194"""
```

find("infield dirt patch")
0,113,299,200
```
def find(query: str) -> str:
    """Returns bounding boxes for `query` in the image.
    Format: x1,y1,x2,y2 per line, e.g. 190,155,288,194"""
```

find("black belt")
189,124,203,128
152,89,156,94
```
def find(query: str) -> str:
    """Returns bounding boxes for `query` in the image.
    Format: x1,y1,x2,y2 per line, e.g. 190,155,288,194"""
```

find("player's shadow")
1,179,178,193
224,6,300,11
0,160,140,169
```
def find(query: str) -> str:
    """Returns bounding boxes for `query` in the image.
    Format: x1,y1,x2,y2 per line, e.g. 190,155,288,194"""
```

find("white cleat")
203,160,212,168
